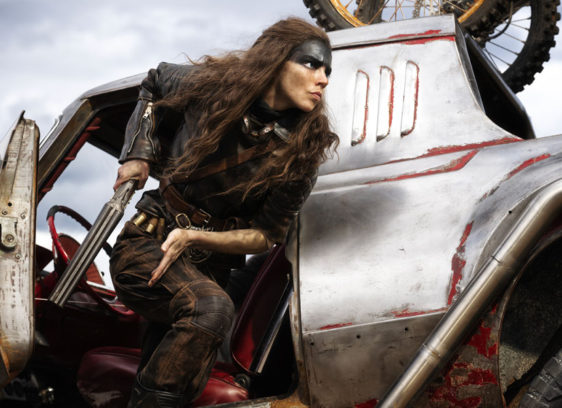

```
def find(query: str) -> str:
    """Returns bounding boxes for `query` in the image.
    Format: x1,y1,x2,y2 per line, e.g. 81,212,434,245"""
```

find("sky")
1,0,561,281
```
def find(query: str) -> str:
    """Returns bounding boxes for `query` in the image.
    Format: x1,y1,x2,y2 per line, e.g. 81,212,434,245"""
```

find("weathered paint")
423,137,521,157
402,36,456,45
351,69,370,146
506,153,551,179
355,398,378,408
319,323,353,331
391,307,448,318
467,325,498,359
365,150,478,185
39,117,101,198
388,29,443,40
448,222,474,305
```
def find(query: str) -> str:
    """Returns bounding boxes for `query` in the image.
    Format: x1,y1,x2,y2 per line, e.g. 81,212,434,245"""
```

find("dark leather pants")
110,222,235,406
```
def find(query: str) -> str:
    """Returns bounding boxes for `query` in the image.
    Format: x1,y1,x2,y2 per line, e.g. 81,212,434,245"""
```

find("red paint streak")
355,398,378,408
447,222,473,305
319,322,353,330
388,29,442,39
391,307,448,318
506,153,551,179
379,66,395,135
383,137,520,168
39,117,101,200
352,70,370,146
424,137,521,157
403,36,456,45
401,62,419,137
365,150,478,185
467,325,498,358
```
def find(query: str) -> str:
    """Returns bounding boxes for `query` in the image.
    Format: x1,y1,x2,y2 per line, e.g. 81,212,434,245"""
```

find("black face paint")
289,39,332,77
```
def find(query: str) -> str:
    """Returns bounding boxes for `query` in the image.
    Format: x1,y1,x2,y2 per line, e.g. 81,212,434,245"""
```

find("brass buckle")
175,213,192,229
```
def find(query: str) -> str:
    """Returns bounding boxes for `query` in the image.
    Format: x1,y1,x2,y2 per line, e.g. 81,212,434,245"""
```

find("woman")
111,18,338,408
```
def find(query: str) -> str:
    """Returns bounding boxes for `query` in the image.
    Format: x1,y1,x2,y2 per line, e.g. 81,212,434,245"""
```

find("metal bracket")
0,216,18,250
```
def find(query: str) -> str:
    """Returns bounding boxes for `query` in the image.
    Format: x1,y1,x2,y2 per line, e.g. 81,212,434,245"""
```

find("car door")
0,113,39,387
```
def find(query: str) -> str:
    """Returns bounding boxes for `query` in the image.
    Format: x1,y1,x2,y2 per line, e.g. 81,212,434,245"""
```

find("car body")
1,15,561,408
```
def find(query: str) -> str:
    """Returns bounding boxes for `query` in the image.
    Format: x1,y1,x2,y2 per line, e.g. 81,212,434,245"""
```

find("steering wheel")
46,205,135,316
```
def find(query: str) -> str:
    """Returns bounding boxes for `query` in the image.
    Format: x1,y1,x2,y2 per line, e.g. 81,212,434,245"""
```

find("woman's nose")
316,67,329,87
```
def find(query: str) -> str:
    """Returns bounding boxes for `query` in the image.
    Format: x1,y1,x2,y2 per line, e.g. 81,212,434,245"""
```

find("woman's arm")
148,228,273,287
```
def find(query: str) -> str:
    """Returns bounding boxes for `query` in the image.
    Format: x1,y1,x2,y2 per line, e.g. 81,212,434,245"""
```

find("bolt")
1,210,7,215
15,253,21,260
5,234,14,242
20,213,26,219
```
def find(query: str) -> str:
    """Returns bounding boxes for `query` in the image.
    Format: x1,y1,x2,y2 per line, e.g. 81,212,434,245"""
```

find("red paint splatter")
430,362,496,407
319,322,353,330
391,307,448,318
447,222,473,305
506,154,550,179
365,150,478,185
388,29,442,39
355,398,378,408
467,325,498,358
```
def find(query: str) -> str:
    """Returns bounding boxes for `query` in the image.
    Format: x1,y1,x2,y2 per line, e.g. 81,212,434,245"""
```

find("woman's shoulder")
141,62,197,99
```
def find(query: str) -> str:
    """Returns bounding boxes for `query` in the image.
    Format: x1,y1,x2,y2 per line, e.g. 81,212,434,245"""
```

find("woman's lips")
311,92,322,100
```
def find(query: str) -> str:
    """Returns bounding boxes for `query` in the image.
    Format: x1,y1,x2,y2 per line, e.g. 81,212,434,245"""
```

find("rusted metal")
0,115,39,387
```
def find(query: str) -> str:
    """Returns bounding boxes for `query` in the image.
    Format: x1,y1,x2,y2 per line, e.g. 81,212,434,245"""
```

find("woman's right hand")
114,159,150,191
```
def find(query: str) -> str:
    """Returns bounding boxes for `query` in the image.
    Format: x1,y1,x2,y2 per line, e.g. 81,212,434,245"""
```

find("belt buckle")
198,208,212,227
175,213,192,229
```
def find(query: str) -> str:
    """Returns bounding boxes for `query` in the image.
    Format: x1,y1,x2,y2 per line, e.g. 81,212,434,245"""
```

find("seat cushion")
77,347,248,408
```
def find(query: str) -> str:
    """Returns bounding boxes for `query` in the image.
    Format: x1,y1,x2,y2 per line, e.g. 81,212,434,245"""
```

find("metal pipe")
378,179,562,407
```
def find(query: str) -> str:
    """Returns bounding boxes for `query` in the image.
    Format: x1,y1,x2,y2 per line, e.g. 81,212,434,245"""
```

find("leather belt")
159,178,245,232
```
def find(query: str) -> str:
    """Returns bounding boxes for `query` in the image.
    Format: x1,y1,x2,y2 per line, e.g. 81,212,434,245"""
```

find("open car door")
0,113,39,387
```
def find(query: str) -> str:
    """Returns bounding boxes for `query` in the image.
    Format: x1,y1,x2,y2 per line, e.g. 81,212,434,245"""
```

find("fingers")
148,229,189,287
114,160,150,191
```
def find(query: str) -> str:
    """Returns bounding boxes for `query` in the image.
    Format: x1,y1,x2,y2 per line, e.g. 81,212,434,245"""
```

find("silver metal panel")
303,313,444,408
321,21,509,177
328,15,457,49
299,15,562,406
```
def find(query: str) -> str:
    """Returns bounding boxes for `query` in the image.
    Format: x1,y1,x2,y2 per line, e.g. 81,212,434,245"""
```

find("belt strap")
159,180,227,230
170,138,277,184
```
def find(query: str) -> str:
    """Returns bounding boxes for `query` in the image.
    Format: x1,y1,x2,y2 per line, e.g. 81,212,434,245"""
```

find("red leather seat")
77,245,292,407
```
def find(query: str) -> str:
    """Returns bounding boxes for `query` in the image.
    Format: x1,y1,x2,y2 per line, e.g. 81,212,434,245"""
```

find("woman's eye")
303,61,315,69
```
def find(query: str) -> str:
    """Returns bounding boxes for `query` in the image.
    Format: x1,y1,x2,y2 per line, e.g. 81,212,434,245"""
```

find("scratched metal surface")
0,116,38,387
297,16,562,407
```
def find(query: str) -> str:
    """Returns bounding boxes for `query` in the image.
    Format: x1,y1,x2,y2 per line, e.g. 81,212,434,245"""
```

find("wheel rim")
328,0,489,25
478,2,531,76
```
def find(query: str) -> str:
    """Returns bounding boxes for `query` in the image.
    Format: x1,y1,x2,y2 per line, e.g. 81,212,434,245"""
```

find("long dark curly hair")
159,17,339,199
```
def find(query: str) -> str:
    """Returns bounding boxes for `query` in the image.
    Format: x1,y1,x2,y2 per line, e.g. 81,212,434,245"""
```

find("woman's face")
265,40,332,113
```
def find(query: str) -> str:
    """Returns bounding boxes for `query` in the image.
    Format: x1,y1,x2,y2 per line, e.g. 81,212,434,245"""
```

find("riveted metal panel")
0,115,39,387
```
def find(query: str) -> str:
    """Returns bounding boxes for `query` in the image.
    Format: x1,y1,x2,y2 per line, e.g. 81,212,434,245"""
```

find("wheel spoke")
488,40,521,55
486,49,514,66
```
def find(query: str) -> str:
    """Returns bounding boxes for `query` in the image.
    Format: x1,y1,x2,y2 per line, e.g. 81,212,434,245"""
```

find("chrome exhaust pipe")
378,179,562,407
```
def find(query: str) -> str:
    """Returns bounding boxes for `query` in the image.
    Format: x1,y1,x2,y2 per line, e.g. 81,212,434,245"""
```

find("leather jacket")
119,62,317,245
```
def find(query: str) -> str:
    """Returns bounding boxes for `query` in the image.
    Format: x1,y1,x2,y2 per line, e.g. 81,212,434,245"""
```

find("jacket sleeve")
250,171,318,244
119,62,193,164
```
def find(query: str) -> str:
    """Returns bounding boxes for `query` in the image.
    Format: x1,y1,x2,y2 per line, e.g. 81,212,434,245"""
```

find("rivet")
1,210,7,215
15,253,21,260
5,234,14,242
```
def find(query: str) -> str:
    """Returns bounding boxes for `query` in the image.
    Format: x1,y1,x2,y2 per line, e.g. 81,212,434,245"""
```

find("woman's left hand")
149,228,198,287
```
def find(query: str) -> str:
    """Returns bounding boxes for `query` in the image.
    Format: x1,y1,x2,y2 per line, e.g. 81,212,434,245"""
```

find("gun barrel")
49,179,138,307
